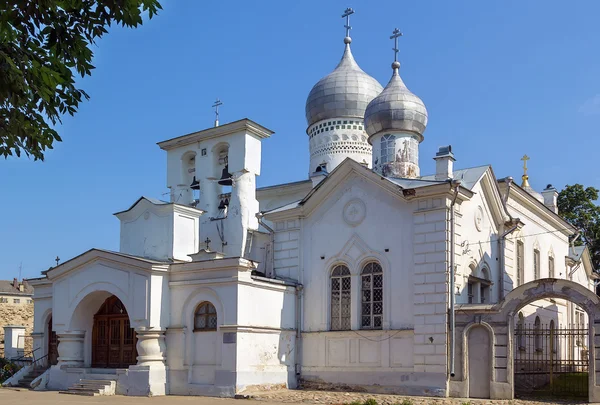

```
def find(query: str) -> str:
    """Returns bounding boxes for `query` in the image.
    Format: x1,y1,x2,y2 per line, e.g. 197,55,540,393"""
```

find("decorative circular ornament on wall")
343,198,366,227
475,205,484,231
144,211,150,220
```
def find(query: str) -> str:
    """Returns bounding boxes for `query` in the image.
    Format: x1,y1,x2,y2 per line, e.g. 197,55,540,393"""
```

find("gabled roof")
0,280,34,296
157,118,274,151
263,158,475,220
113,196,204,216
498,179,576,236
42,248,172,280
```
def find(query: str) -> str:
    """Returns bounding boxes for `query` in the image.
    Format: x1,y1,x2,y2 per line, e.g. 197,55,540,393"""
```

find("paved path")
0,387,585,405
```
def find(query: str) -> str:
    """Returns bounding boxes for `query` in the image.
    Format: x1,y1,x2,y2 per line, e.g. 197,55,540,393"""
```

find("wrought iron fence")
514,322,589,398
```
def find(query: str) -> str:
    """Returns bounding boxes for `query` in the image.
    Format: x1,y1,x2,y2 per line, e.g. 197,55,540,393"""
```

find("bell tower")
158,119,273,258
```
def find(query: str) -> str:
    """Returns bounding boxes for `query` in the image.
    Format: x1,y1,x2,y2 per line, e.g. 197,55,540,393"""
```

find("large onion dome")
305,39,383,128
364,61,428,140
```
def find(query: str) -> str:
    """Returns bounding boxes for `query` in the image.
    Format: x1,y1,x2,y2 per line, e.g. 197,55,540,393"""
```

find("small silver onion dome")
364,61,428,140
305,39,383,128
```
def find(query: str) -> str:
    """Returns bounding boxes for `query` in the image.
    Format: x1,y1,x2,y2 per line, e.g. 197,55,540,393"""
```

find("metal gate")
514,322,589,398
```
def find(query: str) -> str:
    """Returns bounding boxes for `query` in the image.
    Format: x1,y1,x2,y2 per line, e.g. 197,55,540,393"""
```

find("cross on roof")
342,7,354,38
390,28,403,62
521,154,530,175
212,98,223,127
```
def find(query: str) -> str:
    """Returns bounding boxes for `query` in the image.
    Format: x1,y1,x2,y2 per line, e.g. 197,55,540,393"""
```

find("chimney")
433,145,455,180
13,278,18,289
542,184,559,214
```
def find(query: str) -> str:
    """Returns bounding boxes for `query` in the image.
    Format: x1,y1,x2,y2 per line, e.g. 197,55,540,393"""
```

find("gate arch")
496,278,600,402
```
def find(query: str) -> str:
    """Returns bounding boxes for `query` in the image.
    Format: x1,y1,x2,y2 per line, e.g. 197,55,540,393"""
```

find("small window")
194,302,217,331
467,282,474,304
516,312,525,350
549,256,555,278
13,299,20,304
0,298,7,303
201,148,207,156
27,299,33,304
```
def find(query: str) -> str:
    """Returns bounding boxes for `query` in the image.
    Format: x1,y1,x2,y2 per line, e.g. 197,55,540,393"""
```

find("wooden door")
91,296,137,368
47,316,58,366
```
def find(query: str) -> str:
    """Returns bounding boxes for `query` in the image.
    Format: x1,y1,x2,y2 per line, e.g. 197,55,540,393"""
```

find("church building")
26,9,597,400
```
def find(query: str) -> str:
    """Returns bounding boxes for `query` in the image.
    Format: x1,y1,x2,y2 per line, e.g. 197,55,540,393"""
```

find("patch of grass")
363,399,379,405
398,400,414,405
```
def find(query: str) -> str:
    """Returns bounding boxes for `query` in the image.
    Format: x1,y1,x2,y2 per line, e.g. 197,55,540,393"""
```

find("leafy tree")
558,184,600,270
0,0,161,160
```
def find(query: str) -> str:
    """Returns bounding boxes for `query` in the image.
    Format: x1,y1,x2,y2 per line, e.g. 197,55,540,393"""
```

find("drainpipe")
498,177,516,300
498,222,519,300
449,179,461,378
256,213,275,278
295,284,304,383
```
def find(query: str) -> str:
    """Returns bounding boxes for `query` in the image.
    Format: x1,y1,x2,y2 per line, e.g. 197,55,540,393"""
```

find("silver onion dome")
305,39,383,128
364,61,428,140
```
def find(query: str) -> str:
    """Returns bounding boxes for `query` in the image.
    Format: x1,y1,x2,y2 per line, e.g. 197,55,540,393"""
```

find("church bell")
190,176,200,190
218,165,233,186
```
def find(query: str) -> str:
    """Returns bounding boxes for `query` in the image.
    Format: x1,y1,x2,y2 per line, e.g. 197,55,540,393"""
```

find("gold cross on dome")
521,154,530,176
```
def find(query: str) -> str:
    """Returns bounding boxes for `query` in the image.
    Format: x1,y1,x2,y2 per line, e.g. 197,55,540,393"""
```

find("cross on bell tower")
212,98,223,127
342,7,354,43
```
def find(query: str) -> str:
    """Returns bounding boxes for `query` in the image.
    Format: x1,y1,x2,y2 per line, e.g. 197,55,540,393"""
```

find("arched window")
516,312,525,350
194,302,217,332
548,255,555,278
550,320,557,354
516,240,524,286
380,134,396,164
480,267,491,304
534,316,542,352
330,265,351,331
361,262,383,329
533,249,541,279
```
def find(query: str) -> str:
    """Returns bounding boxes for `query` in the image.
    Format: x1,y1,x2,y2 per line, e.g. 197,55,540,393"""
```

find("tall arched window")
533,249,541,280
517,312,525,350
194,302,217,332
380,134,396,164
534,316,542,352
516,241,524,286
548,255,555,278
361,262,383,329
331,265,351,331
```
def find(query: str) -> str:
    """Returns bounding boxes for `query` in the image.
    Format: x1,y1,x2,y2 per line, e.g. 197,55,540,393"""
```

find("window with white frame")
533,249,540,279
380,134,396,164
516,241,524,286
331,265,351,331
361,262,383,329
548,256,555,278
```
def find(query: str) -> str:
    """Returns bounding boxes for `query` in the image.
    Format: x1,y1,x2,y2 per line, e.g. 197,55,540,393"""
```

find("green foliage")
0,0,162,160
0,358,20,383
558,184,600,270
461,402,472,405
398,399,413,405
363,400,378,405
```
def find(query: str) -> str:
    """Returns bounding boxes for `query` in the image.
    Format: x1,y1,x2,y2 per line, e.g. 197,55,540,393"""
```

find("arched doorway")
468,326,491,398
91,295,137,368
47,316,58,366
499,279,600,401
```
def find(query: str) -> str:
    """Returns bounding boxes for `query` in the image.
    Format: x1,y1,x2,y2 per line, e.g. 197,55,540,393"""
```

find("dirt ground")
0,387,587,405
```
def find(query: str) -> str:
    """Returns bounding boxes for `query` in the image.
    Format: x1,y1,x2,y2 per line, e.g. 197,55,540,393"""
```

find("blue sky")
2,0,600,280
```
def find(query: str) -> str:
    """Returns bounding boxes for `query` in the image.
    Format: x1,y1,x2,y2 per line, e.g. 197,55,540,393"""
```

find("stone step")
59,390,99,396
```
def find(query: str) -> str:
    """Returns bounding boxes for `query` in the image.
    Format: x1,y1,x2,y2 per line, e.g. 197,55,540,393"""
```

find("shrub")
363,399,379,405
0,358,20,383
